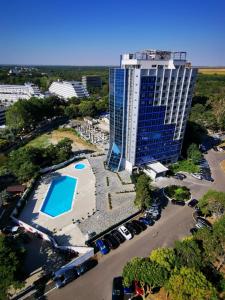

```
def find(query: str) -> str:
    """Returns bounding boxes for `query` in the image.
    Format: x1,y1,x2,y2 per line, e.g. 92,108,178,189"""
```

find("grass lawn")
25,134,51,148
170,159,200,174
24,128,97,151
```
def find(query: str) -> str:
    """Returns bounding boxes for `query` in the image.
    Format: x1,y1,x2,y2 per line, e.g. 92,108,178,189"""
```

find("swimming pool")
40,176,77,217
74,163,86,170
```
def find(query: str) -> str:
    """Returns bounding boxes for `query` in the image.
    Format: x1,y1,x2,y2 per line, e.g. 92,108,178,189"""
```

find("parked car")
134,280,144,296
188,199,198,208
171,199,185,206
125,222,141,235
174,173,186,180
103,234,120,249
132,219,147,231
53,268,78,288
112,277,124,300
197,217,212,228
139,217,154,226
76,259,98,276
150,211,160,221
111,229,126,243
96,239,109,255
191,173,202,180
118,225,132,240
2,226,20,235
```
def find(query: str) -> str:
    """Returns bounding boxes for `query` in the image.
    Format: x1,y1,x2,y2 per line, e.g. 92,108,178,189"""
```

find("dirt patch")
220,160,225,173
50,129,97,152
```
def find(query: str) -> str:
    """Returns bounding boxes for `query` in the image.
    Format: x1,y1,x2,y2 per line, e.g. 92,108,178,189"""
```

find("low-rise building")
0,83,43,106
49,81,89,99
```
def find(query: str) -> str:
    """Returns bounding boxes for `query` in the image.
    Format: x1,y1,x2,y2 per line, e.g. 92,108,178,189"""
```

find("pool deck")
19,159,95,246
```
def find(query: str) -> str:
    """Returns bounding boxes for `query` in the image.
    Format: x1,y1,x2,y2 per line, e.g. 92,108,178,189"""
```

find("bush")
170,159,200,174
165,185,191,201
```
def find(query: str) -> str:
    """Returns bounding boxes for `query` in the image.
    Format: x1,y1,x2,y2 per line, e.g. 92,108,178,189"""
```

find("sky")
0,0,225,66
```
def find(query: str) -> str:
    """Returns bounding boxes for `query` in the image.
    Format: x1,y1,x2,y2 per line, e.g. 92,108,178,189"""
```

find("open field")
25,128,97,151
198,68,225,75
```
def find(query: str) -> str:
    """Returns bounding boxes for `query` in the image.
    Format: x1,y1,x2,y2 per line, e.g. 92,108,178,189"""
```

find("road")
48,203,195,300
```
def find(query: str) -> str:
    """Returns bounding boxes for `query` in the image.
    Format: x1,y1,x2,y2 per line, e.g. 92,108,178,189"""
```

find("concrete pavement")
48,203,195,300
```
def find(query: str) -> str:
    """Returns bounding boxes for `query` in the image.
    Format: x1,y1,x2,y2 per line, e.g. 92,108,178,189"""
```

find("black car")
188,199,198,208
171,199,185,206
197,217,212,228
132,220,147,231
125,222,141,235
76,259,98,276
174,173,186,180
111,229,126,243
103,234,120,249
53,268,78,288
112,276,124,300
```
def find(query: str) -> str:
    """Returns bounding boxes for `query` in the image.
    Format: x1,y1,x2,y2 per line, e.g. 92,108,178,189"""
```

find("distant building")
82,76,102,91
0,83,43,106
49,81,89,99
107,49,197,173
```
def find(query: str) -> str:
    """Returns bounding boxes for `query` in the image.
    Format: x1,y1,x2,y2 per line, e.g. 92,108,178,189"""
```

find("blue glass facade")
135,76,181,165
107,68,128,171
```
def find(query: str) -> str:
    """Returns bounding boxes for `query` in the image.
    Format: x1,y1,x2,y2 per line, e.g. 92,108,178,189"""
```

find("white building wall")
49,81,89,99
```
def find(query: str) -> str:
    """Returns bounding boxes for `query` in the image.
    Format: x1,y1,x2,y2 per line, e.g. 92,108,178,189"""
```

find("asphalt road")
48,203,195,300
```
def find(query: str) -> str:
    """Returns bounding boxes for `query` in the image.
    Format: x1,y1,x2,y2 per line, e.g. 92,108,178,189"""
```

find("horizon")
0,0,225,66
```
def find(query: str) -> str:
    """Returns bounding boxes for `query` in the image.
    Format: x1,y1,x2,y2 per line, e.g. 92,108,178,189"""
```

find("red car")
134,280,144,296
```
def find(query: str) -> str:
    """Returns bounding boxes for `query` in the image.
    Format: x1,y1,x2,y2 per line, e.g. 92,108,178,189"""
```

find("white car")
191,173,202,180
118,225,132,240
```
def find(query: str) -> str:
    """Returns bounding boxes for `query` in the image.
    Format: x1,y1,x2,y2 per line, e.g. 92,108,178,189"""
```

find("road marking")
43,286,56,296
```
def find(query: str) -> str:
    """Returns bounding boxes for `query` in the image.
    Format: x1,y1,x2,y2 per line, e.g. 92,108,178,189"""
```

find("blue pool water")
74,163,86,170
41,176,77,217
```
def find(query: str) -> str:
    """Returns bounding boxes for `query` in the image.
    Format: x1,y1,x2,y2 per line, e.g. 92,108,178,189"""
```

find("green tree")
165,267,218,300
122,257,168,299
64,104,80,119
79,101,96,117
54,138,73,164
187,143,202,164
134,174,152,209
149,247,176,272
6,100,32,132
198,190,225,217
0,236,25,300
174,239,203,270
0,190,10,206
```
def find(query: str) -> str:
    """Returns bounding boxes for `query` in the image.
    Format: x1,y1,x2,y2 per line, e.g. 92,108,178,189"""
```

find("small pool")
74,163,86,170
41,176,77,217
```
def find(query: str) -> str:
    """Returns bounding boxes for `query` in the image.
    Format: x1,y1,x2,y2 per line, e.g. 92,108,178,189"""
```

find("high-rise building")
49,81,89,99
107,50,197,173
82,76,102,91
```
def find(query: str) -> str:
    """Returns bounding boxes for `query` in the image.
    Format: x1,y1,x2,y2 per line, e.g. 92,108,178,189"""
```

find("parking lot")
48,202,195,300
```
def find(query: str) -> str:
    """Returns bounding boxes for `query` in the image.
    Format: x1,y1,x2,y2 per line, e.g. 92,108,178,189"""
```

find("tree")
6,100,32,132
64,104,80,119
149,247,176,272
54,138,73,164
0,190,10,206
174,239,203,270
165,267,218,300
198,190,225,217
134,174,152,209
187,143,202,164
0,236,25,300
8,147,40,182
78,101,96,117
122,257,168,300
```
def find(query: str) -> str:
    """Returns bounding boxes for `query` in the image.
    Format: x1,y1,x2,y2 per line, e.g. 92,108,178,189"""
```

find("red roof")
6,185,26,193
